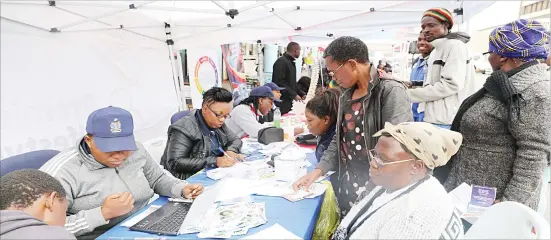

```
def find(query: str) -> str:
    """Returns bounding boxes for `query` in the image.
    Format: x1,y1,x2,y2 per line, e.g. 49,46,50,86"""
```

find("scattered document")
121,205,161,227
241,223,302,240
449,182,471,215
215,178,256,202
303,183,328,199
198,202,267,238
253,181,293,197
252,180,327,201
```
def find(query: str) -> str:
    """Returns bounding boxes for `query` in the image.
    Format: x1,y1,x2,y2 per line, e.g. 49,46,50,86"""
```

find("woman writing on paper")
305,88,341,162
226,86,304,138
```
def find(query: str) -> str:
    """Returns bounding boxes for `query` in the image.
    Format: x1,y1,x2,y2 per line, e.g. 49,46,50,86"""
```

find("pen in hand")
223,151,242,162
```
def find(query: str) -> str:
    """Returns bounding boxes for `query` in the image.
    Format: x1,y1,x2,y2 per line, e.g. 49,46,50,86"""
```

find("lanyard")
249,105,260,122
344,175,430,239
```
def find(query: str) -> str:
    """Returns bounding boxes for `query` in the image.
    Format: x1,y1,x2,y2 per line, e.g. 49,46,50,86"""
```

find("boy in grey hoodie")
0,169,76,239
39,106,204,239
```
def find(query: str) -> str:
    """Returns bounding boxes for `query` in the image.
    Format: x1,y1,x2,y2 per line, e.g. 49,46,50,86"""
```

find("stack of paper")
206,160,272,181
252,180,327,201
196,202,268,238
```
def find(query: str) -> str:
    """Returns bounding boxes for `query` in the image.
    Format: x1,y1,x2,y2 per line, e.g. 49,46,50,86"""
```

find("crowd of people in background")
1,6,550,240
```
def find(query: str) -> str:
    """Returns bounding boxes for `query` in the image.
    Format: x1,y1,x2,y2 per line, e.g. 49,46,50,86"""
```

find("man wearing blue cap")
259,82,285,123
40,106,204,239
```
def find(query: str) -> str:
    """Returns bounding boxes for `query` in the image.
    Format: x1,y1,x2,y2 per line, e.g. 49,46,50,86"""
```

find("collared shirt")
195,110,223,157
316,124,336,162
410,57,428,115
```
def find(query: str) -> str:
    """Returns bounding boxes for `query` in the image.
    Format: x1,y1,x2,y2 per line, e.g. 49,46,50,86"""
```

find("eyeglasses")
368,149,415,169
207,105,231,120
328,63,345,78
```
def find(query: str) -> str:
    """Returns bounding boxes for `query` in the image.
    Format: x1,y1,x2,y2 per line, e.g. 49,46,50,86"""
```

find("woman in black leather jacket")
160,87,243,180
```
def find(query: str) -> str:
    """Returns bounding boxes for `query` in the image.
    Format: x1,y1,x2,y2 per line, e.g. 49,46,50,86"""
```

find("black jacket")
272,53,305,114
160,109,242,180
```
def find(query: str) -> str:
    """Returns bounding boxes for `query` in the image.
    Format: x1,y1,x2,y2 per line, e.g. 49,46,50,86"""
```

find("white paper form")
241,223,302,240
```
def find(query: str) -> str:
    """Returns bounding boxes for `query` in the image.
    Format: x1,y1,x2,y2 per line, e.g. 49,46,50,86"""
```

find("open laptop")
130,181,222,235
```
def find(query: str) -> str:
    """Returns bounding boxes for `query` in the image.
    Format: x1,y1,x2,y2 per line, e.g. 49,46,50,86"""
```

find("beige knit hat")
373,122,463,169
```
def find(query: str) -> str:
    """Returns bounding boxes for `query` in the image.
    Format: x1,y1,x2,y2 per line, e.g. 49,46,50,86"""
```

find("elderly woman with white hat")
332,122,464,240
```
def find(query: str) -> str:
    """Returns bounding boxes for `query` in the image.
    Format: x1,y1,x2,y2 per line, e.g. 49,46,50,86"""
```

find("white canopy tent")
0,0,494,159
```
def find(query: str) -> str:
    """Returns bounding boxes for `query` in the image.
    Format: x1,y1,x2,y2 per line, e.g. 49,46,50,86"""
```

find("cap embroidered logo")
110,118,122,133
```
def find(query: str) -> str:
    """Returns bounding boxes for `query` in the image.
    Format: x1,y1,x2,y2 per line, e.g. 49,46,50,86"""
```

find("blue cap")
85,106,137,152
264,82,285,91
249,86,281,102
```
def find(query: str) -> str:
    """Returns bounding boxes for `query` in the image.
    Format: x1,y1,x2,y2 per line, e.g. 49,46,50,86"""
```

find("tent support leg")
165,23,185,111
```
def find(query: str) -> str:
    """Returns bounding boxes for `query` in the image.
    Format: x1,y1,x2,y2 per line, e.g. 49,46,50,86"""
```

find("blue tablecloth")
97,153,323,240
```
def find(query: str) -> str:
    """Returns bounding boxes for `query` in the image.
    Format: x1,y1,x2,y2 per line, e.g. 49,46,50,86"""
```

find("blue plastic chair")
170,110,192,124
1,150,60,176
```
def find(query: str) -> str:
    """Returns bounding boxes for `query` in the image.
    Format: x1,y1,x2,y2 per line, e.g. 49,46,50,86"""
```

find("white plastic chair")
142,136,167,165
465,201,550,239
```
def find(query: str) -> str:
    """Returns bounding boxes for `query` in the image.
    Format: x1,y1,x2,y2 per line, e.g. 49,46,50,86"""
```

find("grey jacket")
0,210,76,239
444,63,551,210
316,67,413,173
40,138,187,239
160,109,243,180
225,104,270,138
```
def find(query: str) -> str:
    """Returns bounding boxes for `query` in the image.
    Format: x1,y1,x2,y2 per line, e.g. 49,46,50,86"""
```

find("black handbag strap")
344,176,430,239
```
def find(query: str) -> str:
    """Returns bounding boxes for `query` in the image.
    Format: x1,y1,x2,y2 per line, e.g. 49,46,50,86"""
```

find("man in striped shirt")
40,106,203,239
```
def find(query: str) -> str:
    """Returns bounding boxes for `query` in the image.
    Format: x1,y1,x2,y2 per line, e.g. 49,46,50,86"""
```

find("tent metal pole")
171,10,293,41
0,16,50,32
56,1,155,30
211,1,228,12
165,23,185,111
131,5,223,14
263,6,296,29
238,1,275,12
302,1,408,30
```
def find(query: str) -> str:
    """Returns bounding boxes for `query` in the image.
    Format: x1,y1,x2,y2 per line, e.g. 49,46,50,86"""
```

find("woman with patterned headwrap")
332,122,464,240
438,19,551,212
407,8,478,129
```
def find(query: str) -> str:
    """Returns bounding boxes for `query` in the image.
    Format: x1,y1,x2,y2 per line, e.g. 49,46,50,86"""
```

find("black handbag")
257,127,284,145
295,133,317,145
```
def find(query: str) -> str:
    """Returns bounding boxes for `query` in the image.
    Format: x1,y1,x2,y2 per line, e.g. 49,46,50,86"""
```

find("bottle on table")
274,108,281,128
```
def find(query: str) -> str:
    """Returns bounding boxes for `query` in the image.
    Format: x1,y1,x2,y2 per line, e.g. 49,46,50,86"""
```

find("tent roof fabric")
1,1,495,47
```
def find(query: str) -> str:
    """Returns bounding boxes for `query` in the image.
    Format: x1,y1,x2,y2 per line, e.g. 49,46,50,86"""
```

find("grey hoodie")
0,210,76,239
40,138,188,239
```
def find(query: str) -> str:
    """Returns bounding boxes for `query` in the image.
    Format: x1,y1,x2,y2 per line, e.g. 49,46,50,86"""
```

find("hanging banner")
221,43,245,90
187,48,222,109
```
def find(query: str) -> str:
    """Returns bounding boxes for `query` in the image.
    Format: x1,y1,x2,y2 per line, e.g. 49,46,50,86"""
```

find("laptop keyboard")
144,203,191,233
